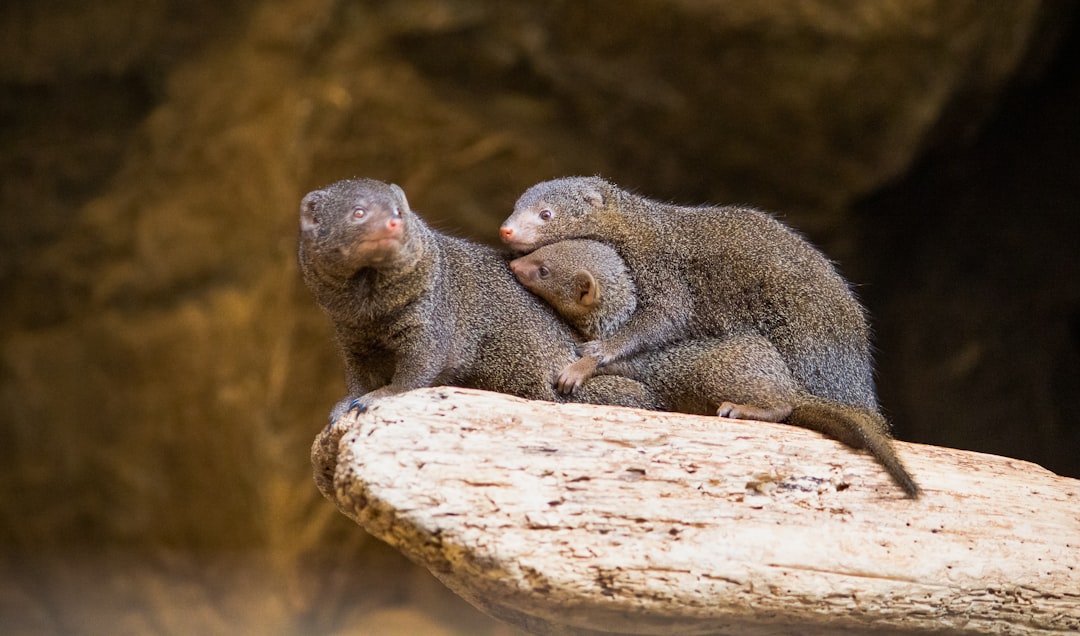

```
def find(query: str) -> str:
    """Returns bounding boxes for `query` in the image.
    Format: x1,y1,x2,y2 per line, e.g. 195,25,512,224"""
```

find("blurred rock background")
2,0,1077,633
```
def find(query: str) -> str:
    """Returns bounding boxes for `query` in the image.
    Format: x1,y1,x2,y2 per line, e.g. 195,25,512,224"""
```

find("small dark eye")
353,207,366,219
538,266,550,278
539,208,554,221
393,206,402,217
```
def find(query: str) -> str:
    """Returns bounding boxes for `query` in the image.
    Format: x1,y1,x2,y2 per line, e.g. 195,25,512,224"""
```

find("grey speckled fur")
508,237,918,496
502,176,879,411
298,178,658,421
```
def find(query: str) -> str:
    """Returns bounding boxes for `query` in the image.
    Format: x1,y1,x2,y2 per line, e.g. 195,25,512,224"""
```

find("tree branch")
312,387,1080,635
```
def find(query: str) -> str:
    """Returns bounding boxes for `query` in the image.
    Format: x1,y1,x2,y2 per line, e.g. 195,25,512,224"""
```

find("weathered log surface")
312,387,1080,636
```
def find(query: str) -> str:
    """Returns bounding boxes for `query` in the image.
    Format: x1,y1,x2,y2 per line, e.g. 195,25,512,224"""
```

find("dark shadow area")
857,10,1080,477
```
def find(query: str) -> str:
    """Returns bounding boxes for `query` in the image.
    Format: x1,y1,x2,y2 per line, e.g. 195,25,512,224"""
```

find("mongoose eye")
352,207,367,219
538,266,550,278
539,208,554,221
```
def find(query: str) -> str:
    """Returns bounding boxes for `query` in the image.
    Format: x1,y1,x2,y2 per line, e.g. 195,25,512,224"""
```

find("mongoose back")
297,178,657,420
509,239,919,496
500,176,877,412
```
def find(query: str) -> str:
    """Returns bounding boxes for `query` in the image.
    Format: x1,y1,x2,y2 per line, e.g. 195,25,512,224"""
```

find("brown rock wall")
1,0,1075,632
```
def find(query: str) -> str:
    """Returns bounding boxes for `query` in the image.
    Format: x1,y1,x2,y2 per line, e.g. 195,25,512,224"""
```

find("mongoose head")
500,176,620,253
299,178,417,278
509,239,636,340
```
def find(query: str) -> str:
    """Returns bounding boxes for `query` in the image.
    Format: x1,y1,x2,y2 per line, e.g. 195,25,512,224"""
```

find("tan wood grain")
312,387,1080,635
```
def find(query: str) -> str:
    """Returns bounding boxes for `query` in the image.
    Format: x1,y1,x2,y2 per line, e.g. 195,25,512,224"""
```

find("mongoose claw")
555,371,582,395
327,392,374,427
342,387,399,417
326,394,361,429
557,356,601,395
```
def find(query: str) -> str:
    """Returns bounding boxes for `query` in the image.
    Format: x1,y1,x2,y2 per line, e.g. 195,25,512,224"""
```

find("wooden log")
311,387,1080,635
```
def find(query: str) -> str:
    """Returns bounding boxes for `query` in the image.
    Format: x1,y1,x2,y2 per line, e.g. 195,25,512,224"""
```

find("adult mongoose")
509,239,918,496
499,176,878,413
297,178,658,421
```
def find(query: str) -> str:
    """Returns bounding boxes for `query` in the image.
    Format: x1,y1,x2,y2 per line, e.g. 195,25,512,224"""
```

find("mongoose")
509,239,919,496
499,176,878,413
297,178,659,421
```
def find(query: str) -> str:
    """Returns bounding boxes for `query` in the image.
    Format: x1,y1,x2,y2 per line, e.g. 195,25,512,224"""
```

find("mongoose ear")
299,191,321,233
582,189,604,208
390,183,410,212
573,270,599,307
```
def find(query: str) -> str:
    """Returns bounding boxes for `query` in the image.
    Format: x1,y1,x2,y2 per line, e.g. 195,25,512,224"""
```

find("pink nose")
500,226,513,240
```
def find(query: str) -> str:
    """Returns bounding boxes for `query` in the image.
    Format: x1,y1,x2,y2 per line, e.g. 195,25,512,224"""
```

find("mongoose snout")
499,216,546,252
507,256,550,286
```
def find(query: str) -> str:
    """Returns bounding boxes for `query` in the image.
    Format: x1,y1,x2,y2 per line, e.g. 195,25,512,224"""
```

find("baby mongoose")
500,176,878,413
510,239,919,496
297,178,657,421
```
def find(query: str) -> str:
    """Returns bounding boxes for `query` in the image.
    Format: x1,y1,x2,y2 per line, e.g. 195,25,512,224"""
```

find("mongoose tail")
789,397,920,497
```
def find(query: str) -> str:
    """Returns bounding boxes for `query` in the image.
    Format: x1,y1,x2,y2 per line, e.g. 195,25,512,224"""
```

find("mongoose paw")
575,340,611,365
345,386,402,416
326,395,360,429
328,390,387,426
716,401,793,423
557,356,600,395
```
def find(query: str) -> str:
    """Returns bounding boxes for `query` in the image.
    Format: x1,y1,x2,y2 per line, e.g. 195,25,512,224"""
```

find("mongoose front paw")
575,340,612,365
328,388,396,425
556,356,600,395
348,387,397,414
327,395,359,428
